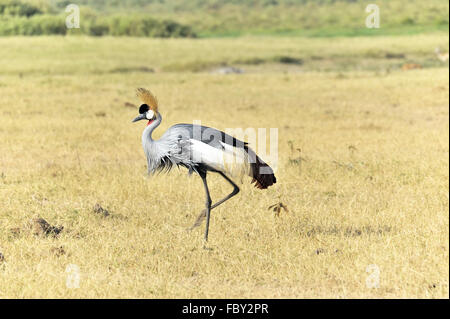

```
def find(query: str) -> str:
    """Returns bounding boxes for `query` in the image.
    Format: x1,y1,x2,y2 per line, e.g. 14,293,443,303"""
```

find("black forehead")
139,104,149,114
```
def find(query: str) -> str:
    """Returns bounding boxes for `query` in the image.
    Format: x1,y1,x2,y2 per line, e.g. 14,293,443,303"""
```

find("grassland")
0,33,448,298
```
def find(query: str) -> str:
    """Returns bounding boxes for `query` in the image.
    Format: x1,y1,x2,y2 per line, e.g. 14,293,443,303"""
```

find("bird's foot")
187,210,207,231
202,243,213,251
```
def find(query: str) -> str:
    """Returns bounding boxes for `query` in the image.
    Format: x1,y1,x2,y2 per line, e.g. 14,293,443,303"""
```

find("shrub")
0,9,196,37
0,15,67,35
105,15,196,38
0,0,41,17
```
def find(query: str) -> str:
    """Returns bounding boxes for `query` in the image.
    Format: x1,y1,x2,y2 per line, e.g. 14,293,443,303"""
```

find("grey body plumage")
142,114,254,176
141,114,195,174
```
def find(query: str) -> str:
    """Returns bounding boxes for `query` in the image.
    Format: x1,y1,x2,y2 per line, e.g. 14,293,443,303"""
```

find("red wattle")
147,120,154,126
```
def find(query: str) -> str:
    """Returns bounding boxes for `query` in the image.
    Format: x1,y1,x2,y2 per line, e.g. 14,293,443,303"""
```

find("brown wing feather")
244,145,276,189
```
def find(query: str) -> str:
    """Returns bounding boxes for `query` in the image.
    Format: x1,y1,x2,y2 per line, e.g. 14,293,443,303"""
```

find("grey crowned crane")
132,88,276,241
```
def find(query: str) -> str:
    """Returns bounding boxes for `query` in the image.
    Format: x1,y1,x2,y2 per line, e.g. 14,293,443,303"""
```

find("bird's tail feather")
244,146,277,189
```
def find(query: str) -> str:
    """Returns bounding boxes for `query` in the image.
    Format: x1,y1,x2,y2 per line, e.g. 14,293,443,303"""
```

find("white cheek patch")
146,110,154,120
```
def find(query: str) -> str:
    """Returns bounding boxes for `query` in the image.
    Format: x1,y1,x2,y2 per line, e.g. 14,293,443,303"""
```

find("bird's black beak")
132,114,146,123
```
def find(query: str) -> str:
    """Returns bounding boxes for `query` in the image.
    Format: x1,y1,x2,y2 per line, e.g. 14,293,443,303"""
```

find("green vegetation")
0,0,196,37
0,0,41,16
0,0,448,37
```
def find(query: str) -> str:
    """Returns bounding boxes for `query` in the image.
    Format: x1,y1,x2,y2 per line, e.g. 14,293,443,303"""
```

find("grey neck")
142,113,162,145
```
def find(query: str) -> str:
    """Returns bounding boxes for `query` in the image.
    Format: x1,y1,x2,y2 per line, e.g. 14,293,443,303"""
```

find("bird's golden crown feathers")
136,88,159,113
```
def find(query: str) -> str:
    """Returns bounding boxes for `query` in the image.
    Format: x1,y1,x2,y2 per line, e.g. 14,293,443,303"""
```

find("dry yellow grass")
0,35,448,298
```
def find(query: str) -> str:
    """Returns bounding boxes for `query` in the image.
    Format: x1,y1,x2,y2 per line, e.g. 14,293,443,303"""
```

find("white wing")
190,139,226,172
190,139,250,180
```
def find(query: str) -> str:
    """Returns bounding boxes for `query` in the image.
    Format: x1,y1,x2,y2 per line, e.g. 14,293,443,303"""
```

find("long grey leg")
200,172,212,241
190,172,240,230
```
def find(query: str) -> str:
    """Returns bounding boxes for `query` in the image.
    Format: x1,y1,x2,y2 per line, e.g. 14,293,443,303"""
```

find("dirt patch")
109,66,154,73
93,203,110,217
30,217,64,237
50,246,66,257
124,102,136,108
